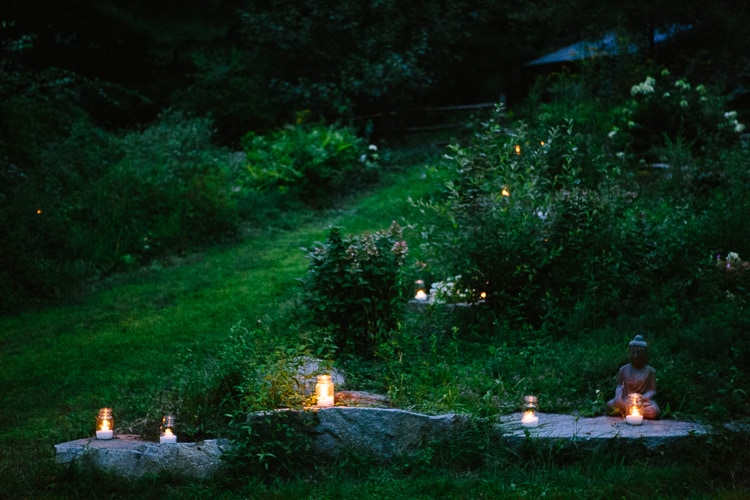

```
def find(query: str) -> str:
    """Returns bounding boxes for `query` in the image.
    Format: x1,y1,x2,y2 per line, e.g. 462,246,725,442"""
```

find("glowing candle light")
521,395,539,427
316,374,334,407
625,393,644,426
160,415,178,444
414,280,428,301
96,408,114,440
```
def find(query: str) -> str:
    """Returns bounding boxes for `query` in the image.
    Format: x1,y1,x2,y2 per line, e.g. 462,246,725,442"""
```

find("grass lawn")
1,161,748,499
0,165,438,494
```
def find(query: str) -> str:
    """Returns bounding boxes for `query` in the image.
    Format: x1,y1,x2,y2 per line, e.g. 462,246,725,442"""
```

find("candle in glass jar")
625,393,644,425
625,406,644,426
521,395,539,427
160,414,178,443
96,408,114,440
316,375,335,407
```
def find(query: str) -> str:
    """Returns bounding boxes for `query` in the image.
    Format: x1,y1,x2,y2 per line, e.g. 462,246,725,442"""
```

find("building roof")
525,25,692,67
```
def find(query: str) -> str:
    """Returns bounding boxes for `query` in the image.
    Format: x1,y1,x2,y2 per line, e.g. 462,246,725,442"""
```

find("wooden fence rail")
353,102,500,142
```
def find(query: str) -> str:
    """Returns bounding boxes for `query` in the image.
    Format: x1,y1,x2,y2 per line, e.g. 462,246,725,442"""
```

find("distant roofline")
525,25,693,67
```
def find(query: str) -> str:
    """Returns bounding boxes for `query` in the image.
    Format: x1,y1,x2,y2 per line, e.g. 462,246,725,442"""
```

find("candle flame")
522,410,535,422
514,144,521,155
100,419,110,431
501,187,510,197
164,428,174,437
631,407,641,417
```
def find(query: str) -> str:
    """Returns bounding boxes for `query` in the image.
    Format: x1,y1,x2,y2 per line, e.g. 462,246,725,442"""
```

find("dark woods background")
1,0,749,310
5,0,747,141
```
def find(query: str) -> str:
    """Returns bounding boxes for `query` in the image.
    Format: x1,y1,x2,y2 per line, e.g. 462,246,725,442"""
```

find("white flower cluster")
428,275,473,304
724,111,746,134
359,144,379,163
726,251,742,269
630,76,656,96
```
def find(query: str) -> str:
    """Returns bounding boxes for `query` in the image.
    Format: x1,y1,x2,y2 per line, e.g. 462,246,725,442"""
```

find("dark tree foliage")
238,0,505,119
2,0,749,310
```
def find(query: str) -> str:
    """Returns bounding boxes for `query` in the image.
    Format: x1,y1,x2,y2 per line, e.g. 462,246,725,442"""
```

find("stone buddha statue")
607,334,660,419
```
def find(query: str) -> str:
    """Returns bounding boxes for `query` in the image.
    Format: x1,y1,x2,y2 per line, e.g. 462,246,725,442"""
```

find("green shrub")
240,122,379,206
98,111,243,265
419,108,632,330
0,71,116,306
0,103,249,307
302,222,409,357
420,70,748,334
627,70,743,162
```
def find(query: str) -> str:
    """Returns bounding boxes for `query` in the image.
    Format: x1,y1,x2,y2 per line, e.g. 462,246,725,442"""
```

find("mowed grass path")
0,165,432,451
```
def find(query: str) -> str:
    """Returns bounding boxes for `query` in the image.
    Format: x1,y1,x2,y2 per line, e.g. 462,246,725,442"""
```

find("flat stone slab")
54,434,228,479
55,410,727,479
498,413,710,448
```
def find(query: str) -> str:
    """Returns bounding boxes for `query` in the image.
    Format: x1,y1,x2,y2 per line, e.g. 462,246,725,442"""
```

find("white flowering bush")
708,251,750,304
626,70,745,161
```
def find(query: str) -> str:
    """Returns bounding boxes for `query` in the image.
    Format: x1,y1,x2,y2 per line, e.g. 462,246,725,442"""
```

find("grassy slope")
2,161,748,498
0,165,434,488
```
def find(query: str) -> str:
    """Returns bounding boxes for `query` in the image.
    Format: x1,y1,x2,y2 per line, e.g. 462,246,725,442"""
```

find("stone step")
498,413,710,448
54,409,725,479
54,434,228,479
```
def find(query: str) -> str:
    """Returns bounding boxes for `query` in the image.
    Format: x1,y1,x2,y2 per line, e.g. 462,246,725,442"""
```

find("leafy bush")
162,320,323,480
103,111,242,260
241,122,378,206
0,106,246,308
0,67,118,306
302,222,409,357
421,71,748,333
627,70,744,162
419,109,630,329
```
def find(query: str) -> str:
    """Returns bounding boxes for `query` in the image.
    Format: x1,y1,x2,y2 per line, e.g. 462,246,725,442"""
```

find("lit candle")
521,395,539,427
625,393,644,425
160,415,178,444
414,280,428,301
96,408,114,440
316,374,335,407
160,427,177,444
625,406,644,426
521,410,539,427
